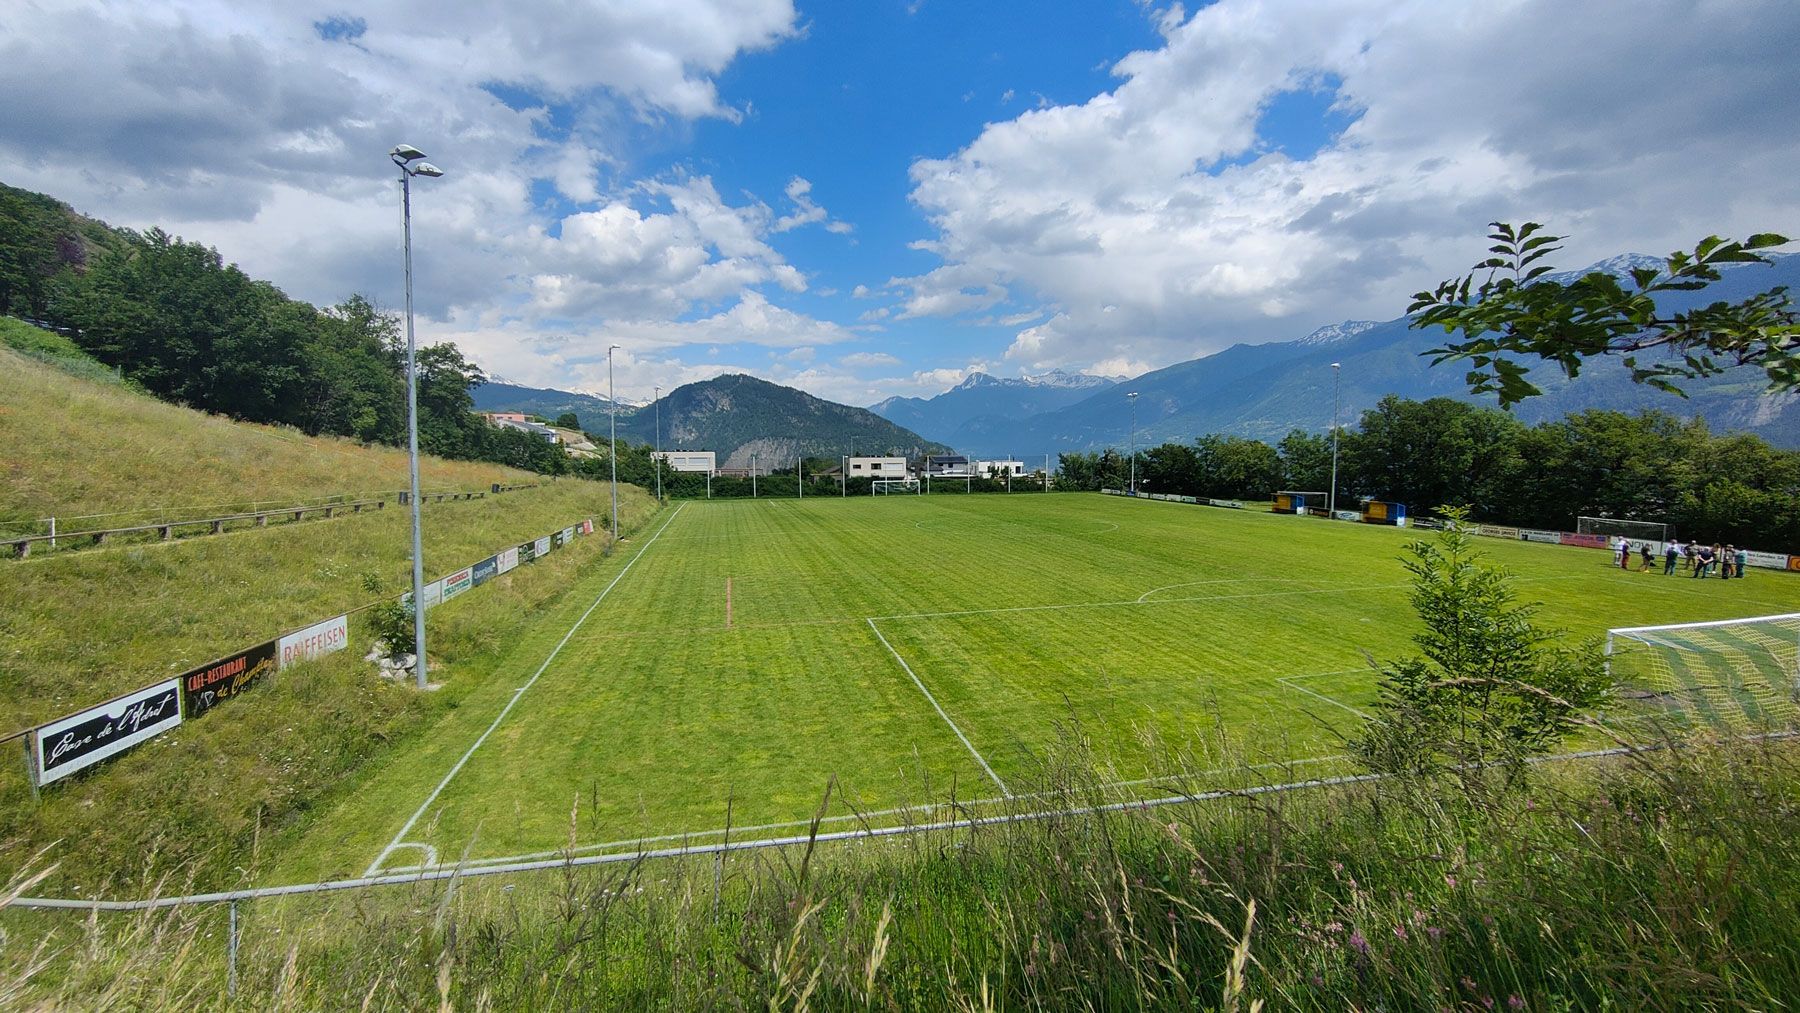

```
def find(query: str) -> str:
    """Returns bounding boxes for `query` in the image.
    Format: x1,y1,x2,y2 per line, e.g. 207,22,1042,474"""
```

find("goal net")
1578,516,1668,544
873,478,919,495
1607,612,1800,732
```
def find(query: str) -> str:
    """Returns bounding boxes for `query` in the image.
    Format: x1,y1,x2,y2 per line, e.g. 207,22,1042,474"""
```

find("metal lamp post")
608,344,620,540
390,144,443,690
1126,391,1140,494
752,453,759,497
653,385,662,502
1329,362,1341,517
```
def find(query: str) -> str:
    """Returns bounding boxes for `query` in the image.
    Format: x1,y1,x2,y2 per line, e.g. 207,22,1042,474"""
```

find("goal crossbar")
1610,611,1800,636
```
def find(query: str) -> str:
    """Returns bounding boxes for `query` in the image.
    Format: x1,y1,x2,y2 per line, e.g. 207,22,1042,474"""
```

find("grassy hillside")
0,340,664,890
6,734,1799,1008
0,336,539,532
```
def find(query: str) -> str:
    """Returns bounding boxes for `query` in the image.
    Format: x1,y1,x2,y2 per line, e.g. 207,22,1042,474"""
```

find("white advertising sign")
535,535,553,557
277,614,350,670
497,547,519,574
1744,550,1790,570
34,679,183,786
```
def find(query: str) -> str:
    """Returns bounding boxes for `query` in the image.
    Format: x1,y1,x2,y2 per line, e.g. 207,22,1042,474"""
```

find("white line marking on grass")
1135,577,1313,603
867,617,1012,798
871,575,1580,624
1277,676,1369,718
364,503,689,877
381,754,1356,873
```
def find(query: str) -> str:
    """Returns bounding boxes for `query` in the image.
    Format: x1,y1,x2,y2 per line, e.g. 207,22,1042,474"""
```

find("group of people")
1615,536,1749,579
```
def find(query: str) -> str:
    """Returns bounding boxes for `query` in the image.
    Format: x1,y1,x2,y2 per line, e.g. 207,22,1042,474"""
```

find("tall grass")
6,731,1799,1009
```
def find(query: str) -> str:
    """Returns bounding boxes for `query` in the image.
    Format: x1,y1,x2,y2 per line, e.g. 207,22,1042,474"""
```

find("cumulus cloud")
906,0,1800,374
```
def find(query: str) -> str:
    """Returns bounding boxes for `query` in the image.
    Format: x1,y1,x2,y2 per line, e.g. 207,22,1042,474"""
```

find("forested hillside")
0,181,567,475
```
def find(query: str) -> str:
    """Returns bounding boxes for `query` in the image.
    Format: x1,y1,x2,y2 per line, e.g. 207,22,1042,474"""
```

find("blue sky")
2,0,1796,405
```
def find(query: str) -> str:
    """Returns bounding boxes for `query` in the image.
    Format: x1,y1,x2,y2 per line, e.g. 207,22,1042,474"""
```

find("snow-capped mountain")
1296,320,1379,346
871,370,1124,447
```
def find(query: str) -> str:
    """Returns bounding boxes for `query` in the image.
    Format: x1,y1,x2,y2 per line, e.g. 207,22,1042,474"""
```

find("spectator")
1638,542,1655,572
1736,545,1749,579
1692,543,1714,578
1664,540,1679,575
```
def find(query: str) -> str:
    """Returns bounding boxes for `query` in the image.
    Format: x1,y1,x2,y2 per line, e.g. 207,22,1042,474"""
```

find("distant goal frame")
1578,515,1670,544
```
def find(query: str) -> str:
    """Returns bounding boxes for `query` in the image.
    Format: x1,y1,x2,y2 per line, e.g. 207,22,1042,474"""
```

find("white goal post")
1606,612,1800,729
1578,516,1669,544
873,477,920,495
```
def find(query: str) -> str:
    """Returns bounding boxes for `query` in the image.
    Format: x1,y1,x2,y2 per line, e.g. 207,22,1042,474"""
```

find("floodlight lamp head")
390,144,426,164
411,162,444,178
1331,361,1341,369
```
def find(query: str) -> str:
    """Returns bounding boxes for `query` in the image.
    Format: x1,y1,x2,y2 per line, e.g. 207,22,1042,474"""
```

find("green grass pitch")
276,494,1800,882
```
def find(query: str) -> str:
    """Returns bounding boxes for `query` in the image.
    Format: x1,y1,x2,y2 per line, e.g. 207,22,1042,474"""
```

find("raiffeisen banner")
278,614,349,670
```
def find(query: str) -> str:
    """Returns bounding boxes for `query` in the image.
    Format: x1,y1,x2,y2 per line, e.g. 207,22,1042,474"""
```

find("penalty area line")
364,502,689,878
867,617,1012,798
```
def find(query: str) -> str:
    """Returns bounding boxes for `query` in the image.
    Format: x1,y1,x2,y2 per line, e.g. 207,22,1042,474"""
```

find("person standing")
1692,543,1713,578
1664,540,1679,575
1736,545,1749,580
1638,542,1655,572
1710,543,1724,577
1616,536,1630,570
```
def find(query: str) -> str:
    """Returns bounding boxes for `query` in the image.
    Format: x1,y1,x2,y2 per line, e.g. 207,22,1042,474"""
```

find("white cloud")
839,351,901,368
907,0,1800,373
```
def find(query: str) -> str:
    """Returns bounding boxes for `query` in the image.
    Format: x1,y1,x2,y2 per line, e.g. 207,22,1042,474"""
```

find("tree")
1410,222,1797,406
1351,510,1611,791
1193,435,1281,500
555,412,581,431
1277,430,1333,493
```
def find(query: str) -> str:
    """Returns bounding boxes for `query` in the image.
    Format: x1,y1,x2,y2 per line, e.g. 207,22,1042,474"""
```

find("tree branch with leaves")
1409,223,1797,407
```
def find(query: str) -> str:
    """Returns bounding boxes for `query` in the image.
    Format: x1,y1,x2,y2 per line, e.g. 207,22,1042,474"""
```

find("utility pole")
1126,391,1140,495
608,344,620,540
390,143,442,690
752,453,758,498
1329,362,1342,517
653,385,662,502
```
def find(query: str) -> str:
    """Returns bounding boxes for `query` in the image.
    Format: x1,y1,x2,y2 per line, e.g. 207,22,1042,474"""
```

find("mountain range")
870,254,1800,454
868,369,1122,451
470,380,622,431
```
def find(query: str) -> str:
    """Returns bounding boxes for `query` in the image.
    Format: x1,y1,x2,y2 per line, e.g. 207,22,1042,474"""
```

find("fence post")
48,516,56,550
227,900,240,998
22,735,39,802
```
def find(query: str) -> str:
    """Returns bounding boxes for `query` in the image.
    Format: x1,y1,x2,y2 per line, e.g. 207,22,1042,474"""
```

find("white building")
655,450,717,475
846,456,909,478
493,418,559,443
973,459,1026,477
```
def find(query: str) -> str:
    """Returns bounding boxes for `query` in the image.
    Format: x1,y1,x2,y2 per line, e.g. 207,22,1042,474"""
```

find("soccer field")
280,494,1800,881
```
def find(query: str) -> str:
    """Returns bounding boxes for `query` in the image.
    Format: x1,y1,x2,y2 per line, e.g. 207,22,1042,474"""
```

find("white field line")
363,503,688,877
34,735,1783,914
866,617,1011,798
1136,577,1316,603
1277,676,1370,718
871,574,1582,624
379,754,1356,874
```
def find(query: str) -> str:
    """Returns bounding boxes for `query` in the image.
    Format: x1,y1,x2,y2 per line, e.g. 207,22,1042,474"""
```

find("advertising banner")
561,526,577,544
517,540,537,564
278,614,349,670
1476,524,1521,540
181,639,278,719
471,555,499,587
35,679,183,786
1788,555,1800,573
1561,532,1609,549
535,535,553,557
1521,529,1562,544
497,547,519,574
442,567,473,601
1743,550,1790,570
582,519,595,535
422,578,443,608
1208,499,1244,509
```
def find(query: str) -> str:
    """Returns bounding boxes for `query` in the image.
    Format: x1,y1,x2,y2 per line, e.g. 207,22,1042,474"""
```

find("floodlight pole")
608,344,620,541
798,455,804,499
752,454,759,498
391,144,443,690
841,452,846,497
1126,391,1140,494
1328,362,1341,517
653,385,662,502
